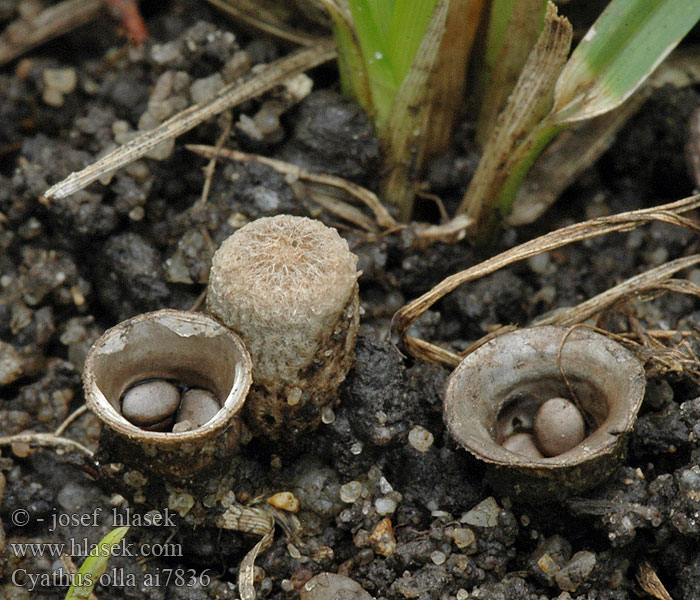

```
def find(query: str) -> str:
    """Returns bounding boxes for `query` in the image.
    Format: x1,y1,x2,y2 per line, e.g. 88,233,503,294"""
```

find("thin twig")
0,0,104,66
42,39,337,202
199,112,233,204
54,404,89,436
0,432,94,457
187,144,397,228
188,289,207,312
556,325,592,427
205,0,321,47
394,194,700,367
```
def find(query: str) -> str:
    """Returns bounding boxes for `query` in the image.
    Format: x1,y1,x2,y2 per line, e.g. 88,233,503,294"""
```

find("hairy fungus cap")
207,215,359,386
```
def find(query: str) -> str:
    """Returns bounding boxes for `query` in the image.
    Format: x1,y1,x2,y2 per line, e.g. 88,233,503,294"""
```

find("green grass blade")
483,0,516,69
380,0,449,219
368,0,395,39
320,0,376,116
386,0,439,83
348,0,398,124
65,526,130,600
553,0,700,124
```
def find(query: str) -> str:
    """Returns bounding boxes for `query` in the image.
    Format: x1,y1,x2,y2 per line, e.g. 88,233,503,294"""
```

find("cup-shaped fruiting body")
444,326,645,502
83,309,252,480
207,215,360,440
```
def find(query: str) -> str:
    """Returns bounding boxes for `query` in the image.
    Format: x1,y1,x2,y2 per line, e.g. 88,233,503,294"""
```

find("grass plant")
64,526,130,600
323,0,700,229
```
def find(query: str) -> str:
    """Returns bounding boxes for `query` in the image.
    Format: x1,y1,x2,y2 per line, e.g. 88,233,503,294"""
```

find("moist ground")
1,2,700,599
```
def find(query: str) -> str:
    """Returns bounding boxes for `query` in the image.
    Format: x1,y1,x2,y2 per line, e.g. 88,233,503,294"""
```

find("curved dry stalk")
42,39,337,202
187,144,397,229
54,404,90,436
206,0,324,47
0,0,103,66
538,254,700,326
463,254,700,359
0,432,94,457
394,194,700,367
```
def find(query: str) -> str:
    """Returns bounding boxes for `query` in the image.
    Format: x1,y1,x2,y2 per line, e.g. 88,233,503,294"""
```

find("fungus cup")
207,215,360,440
444,326,645,501
83,309,252,481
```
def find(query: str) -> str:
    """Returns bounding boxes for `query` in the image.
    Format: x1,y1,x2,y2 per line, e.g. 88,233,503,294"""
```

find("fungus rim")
444,325,646,469
83,309,252,445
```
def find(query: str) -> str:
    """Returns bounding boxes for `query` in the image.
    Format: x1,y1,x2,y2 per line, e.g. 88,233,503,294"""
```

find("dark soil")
2,3,700,600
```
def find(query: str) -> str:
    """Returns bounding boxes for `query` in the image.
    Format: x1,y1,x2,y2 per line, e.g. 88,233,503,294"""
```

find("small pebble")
408,425,434,452
122,380,180,430
339,481,363,503
145,138,175,161
176,388,220,428
450,527,476,551
378,476,393,494
151,42,180,65
430,550,447,565
461,497,500,528
43,67,77,99
555,551,597,592
128,206,145,221
300,573,372,600
287,387,302,406
321,406,336,424
527,252,556,276
502,432,544,459
533,398,586,457
350,442,363,455
190,73,225,104
369,518,396,557
0,341,24,386
267,491,300,513
375,497,397,515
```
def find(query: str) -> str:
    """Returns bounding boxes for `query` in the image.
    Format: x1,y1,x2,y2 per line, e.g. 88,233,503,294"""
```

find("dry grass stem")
556,325,589,425
395,194,700,368
199,112,233,204
538,254,700,326
42,39,337,202
54,404,90,436
205,0,322,47
0,432,94,458
458,3,572,225
306,186,378,232
187,144,397,229
188,289,207,312
637,559,674,600
0,0,103,66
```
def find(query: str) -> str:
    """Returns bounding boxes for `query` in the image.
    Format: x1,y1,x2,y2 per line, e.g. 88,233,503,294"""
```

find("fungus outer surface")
207,215,359,385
